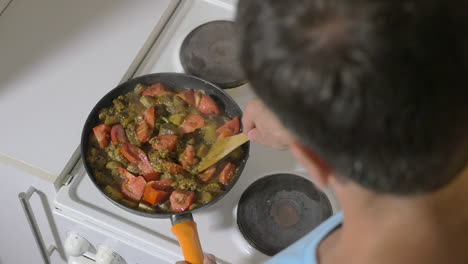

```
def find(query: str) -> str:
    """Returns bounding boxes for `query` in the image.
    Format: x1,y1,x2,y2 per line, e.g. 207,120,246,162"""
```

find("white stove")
52,1,340,263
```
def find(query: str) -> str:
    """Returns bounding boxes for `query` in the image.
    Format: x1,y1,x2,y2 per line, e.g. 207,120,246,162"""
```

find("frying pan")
81,73,250,264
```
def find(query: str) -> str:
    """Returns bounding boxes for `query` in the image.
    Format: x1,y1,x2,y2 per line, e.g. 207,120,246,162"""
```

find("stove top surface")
55,1,340,263
180,20,246,88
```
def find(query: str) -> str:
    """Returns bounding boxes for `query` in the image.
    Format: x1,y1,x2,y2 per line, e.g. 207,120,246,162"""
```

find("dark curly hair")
237,0,468,194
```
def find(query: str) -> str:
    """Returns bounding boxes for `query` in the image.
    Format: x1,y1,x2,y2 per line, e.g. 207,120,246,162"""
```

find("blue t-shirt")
266,212,343,264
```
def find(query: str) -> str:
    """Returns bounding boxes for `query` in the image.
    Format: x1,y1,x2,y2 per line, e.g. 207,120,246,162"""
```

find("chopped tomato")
120,143,146,164
180,114,205,133
93,124,111,148
151,178,174,191
142,172,161,182
170,190,195,213
142,83,166,97
161,161,186,174
200,166,217,183
118,168,146,202
142,107,156,129
151,135,178,152
177,89,195,105
120,143,156,175
136,120,151,143
110,124,128,145
120,143,139,164
122,175,146,202
179,145,198,167
118,167,136,182
219,162,236,185
143,184,169,205
198,95,220,115
217,117,240,139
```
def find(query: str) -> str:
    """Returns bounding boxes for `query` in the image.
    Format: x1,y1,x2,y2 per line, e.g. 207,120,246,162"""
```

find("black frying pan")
81,73,249,263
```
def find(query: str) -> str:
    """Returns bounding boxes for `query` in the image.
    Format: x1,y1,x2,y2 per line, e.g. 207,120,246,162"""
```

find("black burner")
180,20,247,89
237,174,333,256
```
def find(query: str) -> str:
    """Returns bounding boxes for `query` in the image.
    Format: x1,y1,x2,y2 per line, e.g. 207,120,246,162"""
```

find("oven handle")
19,186,57,264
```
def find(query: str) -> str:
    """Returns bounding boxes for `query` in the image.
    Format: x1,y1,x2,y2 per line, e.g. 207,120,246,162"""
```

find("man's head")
237,0,468,195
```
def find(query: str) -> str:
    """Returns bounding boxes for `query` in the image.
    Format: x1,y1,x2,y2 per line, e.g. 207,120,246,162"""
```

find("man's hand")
175,253,217,264
242,99,293,150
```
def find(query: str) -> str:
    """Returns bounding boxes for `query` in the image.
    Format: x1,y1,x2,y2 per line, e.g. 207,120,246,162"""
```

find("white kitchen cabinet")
0,0,179,177
0,163,65,264
0,0,180,263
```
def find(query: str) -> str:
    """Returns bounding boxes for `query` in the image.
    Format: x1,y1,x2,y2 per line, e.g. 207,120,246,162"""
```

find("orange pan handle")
171,213,204,264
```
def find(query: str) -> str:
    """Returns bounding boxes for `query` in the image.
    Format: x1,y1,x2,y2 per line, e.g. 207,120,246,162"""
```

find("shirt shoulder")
265,212,344,264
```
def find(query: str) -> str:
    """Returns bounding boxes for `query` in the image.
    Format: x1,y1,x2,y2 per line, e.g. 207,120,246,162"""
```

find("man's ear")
289,140,332,188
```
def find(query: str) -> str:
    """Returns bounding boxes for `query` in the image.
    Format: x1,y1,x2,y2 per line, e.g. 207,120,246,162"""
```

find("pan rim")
80,72,250,218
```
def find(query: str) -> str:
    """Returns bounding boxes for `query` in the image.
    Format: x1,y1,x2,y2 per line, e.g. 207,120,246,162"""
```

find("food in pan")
87,82,244,213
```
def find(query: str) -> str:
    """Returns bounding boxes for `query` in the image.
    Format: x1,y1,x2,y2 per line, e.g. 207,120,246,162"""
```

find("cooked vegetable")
177,89,195,105
111,124,128,145
151,178,174,192
219,162,236,185
180,114,205,133
170,190,195,213
142,82,167,97
143,183,170,206
119,168,146,202
104,185,123,201
87,82,245,213
198,95,220,115
93,124,111,148
179,145,198,168
150,134,178,152
142,107,156,129
199,166,217,183
136,120,151,143
169,113,186,125
217,117,240,139
196,144,209,158
201,124,217,144
139,96,156,108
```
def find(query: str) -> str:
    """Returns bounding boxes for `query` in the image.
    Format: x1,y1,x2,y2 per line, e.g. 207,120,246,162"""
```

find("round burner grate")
180,20,247,89
237,173,333,256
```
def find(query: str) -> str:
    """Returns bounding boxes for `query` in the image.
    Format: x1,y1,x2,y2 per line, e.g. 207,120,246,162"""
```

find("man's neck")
319,165,468,264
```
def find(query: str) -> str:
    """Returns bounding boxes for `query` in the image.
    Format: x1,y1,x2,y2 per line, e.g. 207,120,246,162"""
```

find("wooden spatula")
197,133,249,172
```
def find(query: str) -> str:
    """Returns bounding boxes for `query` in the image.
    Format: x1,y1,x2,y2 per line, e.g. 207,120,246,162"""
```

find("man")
235,0,468,263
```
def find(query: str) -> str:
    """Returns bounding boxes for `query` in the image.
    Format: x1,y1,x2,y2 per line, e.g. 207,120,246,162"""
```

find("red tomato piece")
179,145,198,167
216,117,240,139
136,120,151,143
142,172,161,182
219,162,236,185
199,166,217,183
143,184,169,206
110,124,128,145
198,95,220,115
93,124,111,148
151,135,178,152
142,107,156,129
176,90,195,105
150,178,174,191
122,175,146,202
180,114,205,133
120,143,156,175
142,83,167,97
118,168,146,202
161,161,186,174
120,143,145,164
170,190,195,213
118,167,136,182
